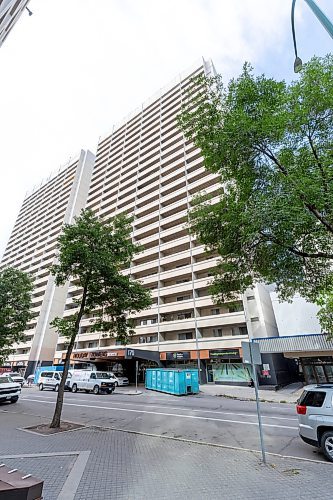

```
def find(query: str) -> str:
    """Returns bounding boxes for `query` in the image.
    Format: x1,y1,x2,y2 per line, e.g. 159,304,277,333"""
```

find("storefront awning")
253,333,333,354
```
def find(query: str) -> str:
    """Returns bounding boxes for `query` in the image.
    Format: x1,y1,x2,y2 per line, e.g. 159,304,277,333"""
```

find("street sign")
241,341,262,365
241,340,266,464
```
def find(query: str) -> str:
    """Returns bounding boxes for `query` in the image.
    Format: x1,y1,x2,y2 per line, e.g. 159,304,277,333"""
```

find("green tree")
0,267,33,366
49,209,152,428
179,55,333,338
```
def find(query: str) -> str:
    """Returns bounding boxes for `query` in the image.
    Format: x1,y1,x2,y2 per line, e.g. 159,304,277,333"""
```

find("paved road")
11,386,325,462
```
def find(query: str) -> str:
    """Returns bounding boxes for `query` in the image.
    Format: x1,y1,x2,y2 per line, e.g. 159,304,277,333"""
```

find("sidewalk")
200,382,304,403
0,408,331,499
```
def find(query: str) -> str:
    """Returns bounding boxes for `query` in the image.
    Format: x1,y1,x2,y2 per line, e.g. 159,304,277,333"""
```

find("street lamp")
291,0,333,73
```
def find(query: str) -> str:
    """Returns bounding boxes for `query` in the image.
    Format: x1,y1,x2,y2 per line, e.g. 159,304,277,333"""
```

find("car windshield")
96,372,112,379
0,377,12,383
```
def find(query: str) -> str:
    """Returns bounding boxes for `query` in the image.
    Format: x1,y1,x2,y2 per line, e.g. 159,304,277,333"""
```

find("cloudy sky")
1,0,332,257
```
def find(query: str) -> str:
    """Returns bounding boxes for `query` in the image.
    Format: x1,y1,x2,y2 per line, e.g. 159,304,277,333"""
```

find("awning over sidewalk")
253,333,333,354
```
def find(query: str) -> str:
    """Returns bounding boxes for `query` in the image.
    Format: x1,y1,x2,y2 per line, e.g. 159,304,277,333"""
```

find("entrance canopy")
72,347,161,365
253,333,333,354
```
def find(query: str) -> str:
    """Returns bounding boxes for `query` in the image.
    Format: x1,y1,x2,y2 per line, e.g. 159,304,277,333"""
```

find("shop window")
178,332,193,340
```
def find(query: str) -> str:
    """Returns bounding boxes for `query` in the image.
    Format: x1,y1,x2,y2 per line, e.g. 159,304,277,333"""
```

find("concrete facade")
0,150,95,375
53,60,282,385
0,0,30,47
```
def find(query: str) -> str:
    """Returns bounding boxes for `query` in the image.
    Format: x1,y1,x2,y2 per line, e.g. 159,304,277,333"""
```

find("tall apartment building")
0,0,30,47
1,150,95,376
54,61,287,385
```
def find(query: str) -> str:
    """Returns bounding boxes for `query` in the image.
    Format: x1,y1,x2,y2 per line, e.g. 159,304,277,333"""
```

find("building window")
88,341,98,349
231,326,248,336
177,295,190,301
228,302,243,313
211,308,220,315
178,332,193,340
177,312,192,320
213,329,223,337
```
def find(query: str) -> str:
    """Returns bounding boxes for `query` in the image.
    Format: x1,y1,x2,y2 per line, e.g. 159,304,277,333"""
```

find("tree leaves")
0,267,33,365
51,209,152,341
179,55,333,338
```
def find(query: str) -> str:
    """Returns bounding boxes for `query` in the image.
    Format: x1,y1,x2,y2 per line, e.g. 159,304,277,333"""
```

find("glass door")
314,365,327,384
207,364,214,383
324,364,333,382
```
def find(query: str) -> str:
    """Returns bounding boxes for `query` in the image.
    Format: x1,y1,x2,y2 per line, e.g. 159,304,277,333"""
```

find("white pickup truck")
0,375,21,404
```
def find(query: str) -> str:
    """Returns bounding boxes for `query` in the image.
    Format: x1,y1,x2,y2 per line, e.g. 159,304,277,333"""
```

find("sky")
0,0,332,257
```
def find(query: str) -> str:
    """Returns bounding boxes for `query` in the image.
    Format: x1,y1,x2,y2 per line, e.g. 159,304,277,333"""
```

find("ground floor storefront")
297,356,333,384
54,345,287,386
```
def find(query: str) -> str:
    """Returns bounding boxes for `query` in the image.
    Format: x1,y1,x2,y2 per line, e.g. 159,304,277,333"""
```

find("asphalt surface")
6,386,326,462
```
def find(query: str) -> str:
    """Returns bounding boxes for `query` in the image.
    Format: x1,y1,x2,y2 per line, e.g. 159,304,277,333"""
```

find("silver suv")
297,384,333,462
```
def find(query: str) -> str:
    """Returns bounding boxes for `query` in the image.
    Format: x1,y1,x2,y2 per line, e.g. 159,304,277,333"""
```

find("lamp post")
291,0,333,73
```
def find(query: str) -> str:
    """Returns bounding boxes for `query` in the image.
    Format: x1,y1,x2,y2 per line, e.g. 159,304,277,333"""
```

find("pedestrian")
27,374,34,386
248,378,254,388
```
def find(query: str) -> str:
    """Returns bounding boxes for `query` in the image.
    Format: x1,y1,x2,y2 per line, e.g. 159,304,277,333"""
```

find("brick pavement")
0,410,331,500
3,455,76,500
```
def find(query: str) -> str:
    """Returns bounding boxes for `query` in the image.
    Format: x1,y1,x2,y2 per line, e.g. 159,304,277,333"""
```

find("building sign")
166,352,190,361
73,352,89,359
209,349,240,360
107,352,119,357
73,351,109,359
125,349,135,359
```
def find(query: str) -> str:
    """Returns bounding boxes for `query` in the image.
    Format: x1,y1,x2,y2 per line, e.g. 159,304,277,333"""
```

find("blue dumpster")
145,368,199,395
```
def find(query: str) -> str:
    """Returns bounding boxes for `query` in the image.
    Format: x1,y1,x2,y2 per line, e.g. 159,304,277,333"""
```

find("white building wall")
270,292,321,337
54,60,278,364
1,150,95,373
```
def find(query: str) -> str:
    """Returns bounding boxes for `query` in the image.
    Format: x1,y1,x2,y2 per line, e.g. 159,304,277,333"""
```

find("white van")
69,371,115,395
38,371,62,391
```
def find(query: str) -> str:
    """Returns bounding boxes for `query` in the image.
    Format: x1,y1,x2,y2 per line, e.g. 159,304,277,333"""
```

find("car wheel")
321,431,333,462
10,396,19,403
93,385,99,395
85,390,89,393
72,384,78,393
39,383,44,391
54,384,59,392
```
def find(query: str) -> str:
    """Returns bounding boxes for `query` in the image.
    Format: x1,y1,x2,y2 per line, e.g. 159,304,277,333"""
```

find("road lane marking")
21,398,298,429
22,395,298,421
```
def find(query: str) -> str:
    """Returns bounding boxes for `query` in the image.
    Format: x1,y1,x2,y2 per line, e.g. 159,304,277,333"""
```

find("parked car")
38,371,62,391
0,375,21,404
297,383,333,462
0,372,24,387
110,373,129,387
69,371,115,394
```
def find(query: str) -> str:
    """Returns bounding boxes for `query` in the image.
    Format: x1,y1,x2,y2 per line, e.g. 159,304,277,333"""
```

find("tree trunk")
49,284,88,428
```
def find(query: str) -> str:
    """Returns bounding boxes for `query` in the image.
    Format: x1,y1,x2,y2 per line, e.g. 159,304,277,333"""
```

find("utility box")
145,368,199,395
